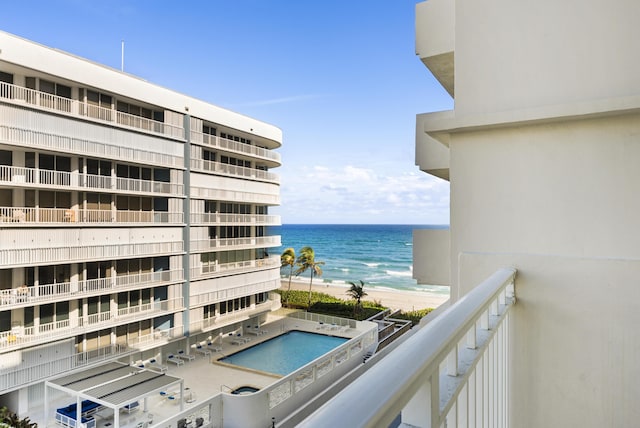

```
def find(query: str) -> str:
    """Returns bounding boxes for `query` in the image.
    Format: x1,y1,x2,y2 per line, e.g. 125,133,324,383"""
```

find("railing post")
447,344,458,376
480,309,489,330
466,324,477,349
402,375,436,428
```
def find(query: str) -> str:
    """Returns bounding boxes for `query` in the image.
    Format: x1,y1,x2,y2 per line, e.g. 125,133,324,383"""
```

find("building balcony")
189,212,281,226
0,165,183,196
190,186,280,206
0,325,184,393
189,280,280,308
0,112,183,170
191,131,281,166
416,112,450,181
0,268,184,309
0,297,184,352
300,268,516,427
413,228,451,286
0,81,185,140
0,206,183,226
188,294,281,335
190,236,282,253
193,256,280,280
122,325,184,351
191,158,280,184
416,0,455,96
0,240,183,269
0,343,130,394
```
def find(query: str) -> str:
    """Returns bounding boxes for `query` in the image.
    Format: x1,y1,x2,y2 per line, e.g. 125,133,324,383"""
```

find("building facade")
0,31,282,417
413,0,640,426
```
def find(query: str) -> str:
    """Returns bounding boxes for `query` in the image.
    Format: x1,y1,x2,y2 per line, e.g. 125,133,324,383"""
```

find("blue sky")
0,0,453,224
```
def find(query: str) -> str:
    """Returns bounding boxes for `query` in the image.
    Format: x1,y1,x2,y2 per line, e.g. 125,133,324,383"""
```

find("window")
0,310,10,332
39,190,71,209
0,71,13,99
84,89,113,120
39,79,71,111
204,201,217,213
87,90,112,108
87,158,112,176
256,292,268,304
203,149,215,162
204,304,216,319
0,150,11,166
220,132,251,145
117,100,163,127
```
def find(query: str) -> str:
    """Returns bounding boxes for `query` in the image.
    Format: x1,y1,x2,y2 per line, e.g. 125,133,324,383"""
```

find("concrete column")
11,151,25,208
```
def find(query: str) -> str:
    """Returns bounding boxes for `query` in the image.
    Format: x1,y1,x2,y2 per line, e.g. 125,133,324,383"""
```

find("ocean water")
270,224,450,296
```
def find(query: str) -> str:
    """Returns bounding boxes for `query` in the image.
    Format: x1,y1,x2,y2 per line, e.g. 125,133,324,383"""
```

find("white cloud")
277,164,450,224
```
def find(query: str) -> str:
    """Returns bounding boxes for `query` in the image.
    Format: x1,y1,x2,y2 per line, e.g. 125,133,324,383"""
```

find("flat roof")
47,362,182,410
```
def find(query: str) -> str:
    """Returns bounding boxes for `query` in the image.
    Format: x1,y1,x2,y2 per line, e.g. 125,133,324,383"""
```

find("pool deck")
37,315,361,427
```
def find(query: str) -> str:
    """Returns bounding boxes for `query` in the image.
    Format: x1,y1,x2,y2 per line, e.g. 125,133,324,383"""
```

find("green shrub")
393,308,435,326
277,290,386,320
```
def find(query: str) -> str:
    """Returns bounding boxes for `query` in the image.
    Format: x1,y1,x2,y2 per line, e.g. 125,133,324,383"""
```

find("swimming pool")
219,330,348,376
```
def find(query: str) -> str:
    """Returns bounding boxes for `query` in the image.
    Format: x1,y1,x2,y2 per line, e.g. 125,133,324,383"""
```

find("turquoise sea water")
270,224,450,296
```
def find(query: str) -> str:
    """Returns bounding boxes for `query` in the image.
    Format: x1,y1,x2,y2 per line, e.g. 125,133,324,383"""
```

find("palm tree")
280,247,296,306
347,280,368,315
294,246,325,308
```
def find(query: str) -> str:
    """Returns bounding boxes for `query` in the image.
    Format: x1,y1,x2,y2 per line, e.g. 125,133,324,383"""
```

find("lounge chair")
176,349,195,362
194,345,211,357
147,359,168,373
122,401,139,414
166,354,184,365
230,337,245,345
252,325,268,335
206,341,222,352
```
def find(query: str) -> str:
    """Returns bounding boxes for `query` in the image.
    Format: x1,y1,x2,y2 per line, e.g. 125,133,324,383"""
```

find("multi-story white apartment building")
302,1,640,427
0,31,282,417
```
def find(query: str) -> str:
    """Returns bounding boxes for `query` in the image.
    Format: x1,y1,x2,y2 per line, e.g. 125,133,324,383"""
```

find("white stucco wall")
416,0,640,425
455,0,640,116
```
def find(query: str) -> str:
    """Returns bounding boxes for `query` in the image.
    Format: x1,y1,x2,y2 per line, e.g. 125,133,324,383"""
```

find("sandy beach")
279,278,449,313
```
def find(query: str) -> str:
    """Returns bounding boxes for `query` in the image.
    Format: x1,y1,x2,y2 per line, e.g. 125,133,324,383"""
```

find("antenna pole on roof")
121,40,125,72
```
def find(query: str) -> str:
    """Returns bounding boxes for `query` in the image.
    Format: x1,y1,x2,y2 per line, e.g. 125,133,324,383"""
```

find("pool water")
220,330,348,376
231,386,260,395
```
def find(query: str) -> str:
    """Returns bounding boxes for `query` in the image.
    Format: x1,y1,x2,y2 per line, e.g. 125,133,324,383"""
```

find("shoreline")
279,277,449,312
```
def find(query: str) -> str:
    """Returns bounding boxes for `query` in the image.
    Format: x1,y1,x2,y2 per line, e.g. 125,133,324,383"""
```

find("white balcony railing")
189,212,281,226
0,81,184,139
0,298,184,351
192,131,281,164
0,206,183,225
188,297,279,334
0,165,183,196
189,283,280,308
194,256,280,279
0,241,183,268
0,343,130,393
0,268,183,308
122,325,184,350
300,268,516,428
190,186,280,206
190,236,281,252
191,158,279,184
0,124,183,169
